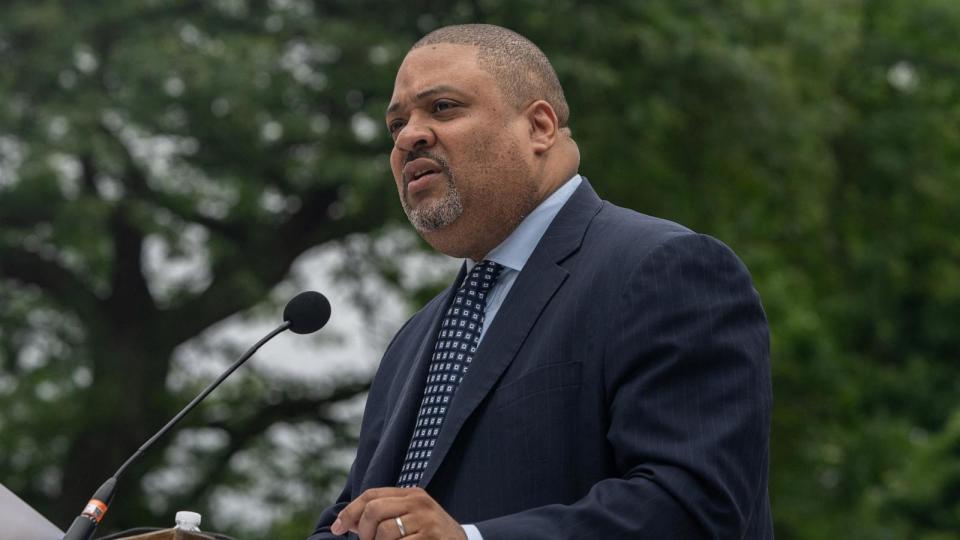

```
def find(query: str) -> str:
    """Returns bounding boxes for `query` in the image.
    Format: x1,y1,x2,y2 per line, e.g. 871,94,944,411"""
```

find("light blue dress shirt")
459,174,582,540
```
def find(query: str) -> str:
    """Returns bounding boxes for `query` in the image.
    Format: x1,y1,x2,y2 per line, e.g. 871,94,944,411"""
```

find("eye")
433,99,458,113
387,119,405,136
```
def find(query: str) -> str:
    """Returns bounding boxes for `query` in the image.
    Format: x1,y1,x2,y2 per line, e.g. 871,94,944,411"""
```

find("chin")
419,224,477,260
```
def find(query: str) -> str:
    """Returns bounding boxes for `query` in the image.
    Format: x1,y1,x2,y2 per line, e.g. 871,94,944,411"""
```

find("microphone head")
283,291,331,334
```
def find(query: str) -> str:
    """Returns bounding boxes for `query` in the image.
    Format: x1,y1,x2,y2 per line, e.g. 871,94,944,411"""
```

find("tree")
2,1,959,538
0,0,429,534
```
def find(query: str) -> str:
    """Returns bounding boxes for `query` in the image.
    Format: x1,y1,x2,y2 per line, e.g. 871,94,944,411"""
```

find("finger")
357,497,416,539
335,488,413,533
372,513,416,540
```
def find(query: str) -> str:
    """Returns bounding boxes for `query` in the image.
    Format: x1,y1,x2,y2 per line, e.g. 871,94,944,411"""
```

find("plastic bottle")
174,510,202,532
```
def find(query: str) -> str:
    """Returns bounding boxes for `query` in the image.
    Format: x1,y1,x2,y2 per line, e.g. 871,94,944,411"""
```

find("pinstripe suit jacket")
309,179,773,539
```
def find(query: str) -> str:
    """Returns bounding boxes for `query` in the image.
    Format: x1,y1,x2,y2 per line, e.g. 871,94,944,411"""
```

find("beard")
400,153,464,233
396,135,538,259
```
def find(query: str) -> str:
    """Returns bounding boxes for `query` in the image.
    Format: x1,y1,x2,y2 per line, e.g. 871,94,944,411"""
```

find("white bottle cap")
175,511,202,527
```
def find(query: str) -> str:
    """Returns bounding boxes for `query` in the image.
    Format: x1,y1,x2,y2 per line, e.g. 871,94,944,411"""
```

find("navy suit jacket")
309,180,773,539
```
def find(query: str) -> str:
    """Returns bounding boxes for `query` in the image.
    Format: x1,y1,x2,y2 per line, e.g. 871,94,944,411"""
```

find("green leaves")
1,1,958,537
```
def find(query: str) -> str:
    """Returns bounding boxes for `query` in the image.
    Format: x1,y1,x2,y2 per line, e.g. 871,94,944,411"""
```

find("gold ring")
395,516,407,537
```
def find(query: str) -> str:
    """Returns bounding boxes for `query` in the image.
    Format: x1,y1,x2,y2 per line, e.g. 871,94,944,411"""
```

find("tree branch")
0,246,103,320
95,119,251,243
181,379,370,504
157,181,346,343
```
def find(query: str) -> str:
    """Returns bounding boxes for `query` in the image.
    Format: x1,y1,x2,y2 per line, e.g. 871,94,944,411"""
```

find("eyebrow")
386,84,462,115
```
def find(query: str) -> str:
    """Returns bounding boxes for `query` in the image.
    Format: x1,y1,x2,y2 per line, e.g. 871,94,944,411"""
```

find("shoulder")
570,198,755,296
591,201,692,247
586,200,727,263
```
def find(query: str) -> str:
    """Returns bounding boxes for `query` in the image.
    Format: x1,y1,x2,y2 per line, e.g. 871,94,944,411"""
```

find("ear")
524,100,559,155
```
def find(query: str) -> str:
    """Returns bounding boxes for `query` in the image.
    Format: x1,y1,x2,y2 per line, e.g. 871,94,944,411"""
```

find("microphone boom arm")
114,321,290,480
63,321,292,540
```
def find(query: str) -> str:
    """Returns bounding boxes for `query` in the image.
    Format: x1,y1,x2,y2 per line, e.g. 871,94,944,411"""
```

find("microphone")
284,290,331,334
62,291,331,540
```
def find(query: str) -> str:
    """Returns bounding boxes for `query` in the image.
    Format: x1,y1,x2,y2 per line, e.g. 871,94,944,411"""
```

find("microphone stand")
62,322,292,540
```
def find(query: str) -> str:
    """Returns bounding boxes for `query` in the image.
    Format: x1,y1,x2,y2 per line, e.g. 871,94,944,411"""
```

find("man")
309,24,773,539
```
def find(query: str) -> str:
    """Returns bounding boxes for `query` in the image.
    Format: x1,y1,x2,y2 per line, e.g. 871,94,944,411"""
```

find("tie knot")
464,260,503,293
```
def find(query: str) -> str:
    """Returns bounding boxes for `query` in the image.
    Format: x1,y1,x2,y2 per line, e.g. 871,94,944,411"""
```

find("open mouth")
412,168,437,180
403,158,446,195
407,169,442,196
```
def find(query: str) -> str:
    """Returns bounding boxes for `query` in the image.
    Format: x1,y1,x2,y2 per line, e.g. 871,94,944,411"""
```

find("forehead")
389,44,492,110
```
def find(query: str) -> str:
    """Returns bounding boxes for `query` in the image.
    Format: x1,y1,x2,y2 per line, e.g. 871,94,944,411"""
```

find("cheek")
389,151,404,190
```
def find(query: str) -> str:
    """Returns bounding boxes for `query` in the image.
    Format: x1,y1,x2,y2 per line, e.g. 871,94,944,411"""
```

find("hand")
330,487,467,540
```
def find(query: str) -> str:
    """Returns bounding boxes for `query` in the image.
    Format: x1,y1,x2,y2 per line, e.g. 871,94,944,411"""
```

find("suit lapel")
360,264,467,490
419,180,603,488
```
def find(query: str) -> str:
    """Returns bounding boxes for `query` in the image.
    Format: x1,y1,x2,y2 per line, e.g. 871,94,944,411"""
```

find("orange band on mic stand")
81,500,108,523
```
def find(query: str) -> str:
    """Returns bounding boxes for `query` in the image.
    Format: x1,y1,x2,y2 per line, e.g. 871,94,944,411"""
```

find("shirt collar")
468,174,583,272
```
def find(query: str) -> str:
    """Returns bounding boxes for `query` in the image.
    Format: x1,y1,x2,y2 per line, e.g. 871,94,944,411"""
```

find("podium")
1,482,231,540
115,529,215,539
0,482,64,540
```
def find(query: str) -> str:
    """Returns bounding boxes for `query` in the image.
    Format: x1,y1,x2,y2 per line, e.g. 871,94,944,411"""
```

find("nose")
394,115,436,152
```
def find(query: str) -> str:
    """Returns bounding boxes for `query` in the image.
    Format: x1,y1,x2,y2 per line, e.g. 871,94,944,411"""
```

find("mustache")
403,150,450,179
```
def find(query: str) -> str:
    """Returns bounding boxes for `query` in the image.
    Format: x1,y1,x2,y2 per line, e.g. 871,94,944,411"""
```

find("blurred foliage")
0,0,413,535
0,0,958,538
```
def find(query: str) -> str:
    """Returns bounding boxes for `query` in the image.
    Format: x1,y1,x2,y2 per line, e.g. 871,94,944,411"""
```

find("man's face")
386,44,537,258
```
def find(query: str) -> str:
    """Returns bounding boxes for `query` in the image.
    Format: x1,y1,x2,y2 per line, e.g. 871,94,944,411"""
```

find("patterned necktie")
397,259,504,488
